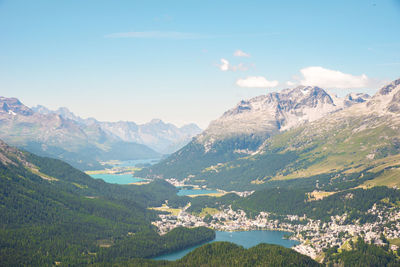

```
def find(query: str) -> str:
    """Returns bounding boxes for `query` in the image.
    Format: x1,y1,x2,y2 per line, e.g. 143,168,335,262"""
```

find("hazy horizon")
1,0,399,128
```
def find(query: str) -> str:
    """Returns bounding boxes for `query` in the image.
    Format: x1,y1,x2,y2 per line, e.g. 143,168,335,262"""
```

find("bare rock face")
195,86,370,150
365,79,400,115
31,102,202,154
0,139,33,167
378,78,400,96
387,90,400,113
0,97,164,169
344,93,371,106
385,80,400,114
0,97,33,116
98,119,202,154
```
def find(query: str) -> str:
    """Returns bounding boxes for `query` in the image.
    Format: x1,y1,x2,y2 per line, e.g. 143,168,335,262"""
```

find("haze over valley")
0,96,201,170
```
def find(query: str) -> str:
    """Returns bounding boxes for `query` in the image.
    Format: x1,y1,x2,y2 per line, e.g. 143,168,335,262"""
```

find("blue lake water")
153,230,299,261
90,173,144,184
177,189,219,196
113,158,161,168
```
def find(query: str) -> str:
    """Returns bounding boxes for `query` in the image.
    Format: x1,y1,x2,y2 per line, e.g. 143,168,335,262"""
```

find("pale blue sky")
0,0,399,127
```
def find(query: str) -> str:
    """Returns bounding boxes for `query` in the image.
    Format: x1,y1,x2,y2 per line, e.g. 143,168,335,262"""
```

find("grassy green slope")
136,135,266,181
179,112,400,191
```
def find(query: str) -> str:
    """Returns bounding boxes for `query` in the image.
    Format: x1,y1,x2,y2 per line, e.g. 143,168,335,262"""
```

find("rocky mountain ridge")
32,105,202,154
0,98,159,170
0,97,34,116
137,80,400,191
196,86,370,151
246,78,400,185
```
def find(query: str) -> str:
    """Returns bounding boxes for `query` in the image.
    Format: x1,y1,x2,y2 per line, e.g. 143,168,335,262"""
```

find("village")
151,201,400,259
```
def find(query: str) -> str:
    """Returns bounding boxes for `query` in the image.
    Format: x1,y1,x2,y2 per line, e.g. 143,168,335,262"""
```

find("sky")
0,0,399,128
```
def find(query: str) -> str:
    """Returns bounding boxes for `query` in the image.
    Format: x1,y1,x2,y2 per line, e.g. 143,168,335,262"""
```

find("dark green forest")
0,150,214,266
232,186,400,223
97,242,322,267
324,238,400,266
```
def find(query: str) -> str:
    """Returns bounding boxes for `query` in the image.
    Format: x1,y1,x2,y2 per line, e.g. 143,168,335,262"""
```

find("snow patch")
301,89,309,95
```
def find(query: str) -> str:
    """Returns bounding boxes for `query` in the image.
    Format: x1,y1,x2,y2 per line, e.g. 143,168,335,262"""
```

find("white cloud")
299,66,370,88
234,49,250,57
218,59,248,71
219,58,230,71
104,31,205,39
236,76,279,88
286,81,296,87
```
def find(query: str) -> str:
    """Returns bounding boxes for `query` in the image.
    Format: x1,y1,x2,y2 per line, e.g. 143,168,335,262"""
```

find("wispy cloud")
233,49,250,57
104,31,208,39
217,58,249,72
236,76,279,88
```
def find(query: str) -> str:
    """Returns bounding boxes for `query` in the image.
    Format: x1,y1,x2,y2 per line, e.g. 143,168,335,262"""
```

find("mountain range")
2,80,400,265
0,97,201,170
138,79,400,191
32,105,202,154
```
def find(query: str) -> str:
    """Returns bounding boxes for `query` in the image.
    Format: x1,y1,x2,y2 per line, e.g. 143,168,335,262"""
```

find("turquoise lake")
90,173,144,184
177,189,219,196
113,158,161,167
153,230,299,261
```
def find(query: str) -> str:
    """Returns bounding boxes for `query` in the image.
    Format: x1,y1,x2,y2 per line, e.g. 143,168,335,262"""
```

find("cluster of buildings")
165,178,255,197
165,178,190,187
152,201,400,259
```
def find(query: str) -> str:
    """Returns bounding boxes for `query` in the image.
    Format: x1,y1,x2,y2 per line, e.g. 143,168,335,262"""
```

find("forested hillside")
324,238,400,266
2,139,400,266
232,186,400,222
0,140,213,266
99,242,322,267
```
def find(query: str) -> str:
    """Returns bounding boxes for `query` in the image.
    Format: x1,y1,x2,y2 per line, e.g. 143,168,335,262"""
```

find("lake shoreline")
152,230,299,261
